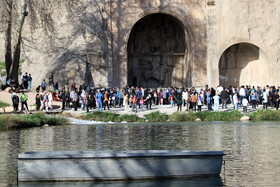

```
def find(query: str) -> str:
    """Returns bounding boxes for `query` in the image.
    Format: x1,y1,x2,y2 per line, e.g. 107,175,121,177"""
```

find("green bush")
248,110,280,121
144,111,168,122
85,111,121,122
196,110,242,121
120,114,139,122
0,113,68,131
168,112,197,122
0,101,10,108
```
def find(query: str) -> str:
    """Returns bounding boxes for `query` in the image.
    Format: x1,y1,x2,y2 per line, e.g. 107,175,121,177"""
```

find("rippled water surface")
1,121,280,186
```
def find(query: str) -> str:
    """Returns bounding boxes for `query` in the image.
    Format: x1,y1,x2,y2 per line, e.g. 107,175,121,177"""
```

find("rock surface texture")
0,0,279,88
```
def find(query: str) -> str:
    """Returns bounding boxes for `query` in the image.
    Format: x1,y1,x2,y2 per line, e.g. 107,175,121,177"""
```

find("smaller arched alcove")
219,43,268,87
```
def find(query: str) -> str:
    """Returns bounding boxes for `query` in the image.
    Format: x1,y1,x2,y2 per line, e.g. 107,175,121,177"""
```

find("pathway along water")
1,121,280,186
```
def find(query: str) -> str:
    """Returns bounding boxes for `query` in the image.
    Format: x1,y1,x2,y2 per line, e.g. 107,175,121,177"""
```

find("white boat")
18,150,224,182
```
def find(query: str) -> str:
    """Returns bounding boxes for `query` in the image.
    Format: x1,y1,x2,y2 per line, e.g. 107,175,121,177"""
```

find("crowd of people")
3,72,32,92
10,80,279,114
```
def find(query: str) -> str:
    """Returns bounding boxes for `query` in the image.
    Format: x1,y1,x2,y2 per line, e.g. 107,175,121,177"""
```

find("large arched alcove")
127,13,188,87
219,43,268,87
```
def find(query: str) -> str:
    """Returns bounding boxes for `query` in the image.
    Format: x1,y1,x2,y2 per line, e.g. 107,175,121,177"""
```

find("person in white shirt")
182,89,189,110
239,86,246,103
242,98,249,113
262,89,268,109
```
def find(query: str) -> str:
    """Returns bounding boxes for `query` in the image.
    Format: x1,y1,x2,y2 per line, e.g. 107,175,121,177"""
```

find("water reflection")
1,121,280,186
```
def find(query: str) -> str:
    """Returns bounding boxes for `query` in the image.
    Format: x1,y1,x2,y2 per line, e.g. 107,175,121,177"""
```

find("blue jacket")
96,93,104,103
117,91,123,99
136,90,142,99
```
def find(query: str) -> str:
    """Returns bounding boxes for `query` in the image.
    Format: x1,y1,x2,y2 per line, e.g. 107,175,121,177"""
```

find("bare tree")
0,0,28,84
0,0,60,84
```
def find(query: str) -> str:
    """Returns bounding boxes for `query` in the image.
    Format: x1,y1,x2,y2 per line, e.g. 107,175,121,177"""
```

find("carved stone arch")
218,42,269,87
126,12,191,87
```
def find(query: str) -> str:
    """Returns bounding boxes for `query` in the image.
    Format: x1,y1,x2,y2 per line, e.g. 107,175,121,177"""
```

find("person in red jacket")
132,95,138,113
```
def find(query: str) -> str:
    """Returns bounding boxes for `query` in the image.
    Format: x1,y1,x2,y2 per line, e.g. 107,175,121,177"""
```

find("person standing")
189,94,198,112
274,92,280,110
41,79,47,91
60,88,66,110
132,95,138,113
35,93,41,111
80,89,86,110
220,87,229,109
146,90,152,110
262,89,268,110
176,93,183,112
11,92,19,111
162,89,167,105
96,90,104,112
103,91,110,110
27,74,32,91
250,91,258,109
48,92,53,110
123,94,129,112
169,94,174,107
206,90,212,111
117,89,123,107
233,92,239,110
22,72,28,89
153,89,158,105
183,89,189,110
213,94,220,112
239,86,246,104
85,92,90,112
197,93,203,112
242,97,249,113
158,89,163,105
20,91,29,112
70,89,78,111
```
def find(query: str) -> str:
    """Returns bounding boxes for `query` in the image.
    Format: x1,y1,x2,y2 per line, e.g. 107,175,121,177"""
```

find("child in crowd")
169,94,174,107
197,93,203,112
242,97,249,113
129,95,133,108
139,97,144,110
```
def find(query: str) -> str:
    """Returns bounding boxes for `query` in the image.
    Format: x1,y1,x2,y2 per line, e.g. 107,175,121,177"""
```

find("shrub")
120,114,139,122
0,113,68,131
196,110,242,121
168,112,197,122
248,109,280,121
85,111,121,122
144,111,168,122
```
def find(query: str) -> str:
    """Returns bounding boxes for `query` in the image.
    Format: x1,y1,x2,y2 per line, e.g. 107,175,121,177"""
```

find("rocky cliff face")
0,0,279,88
207,0,280,87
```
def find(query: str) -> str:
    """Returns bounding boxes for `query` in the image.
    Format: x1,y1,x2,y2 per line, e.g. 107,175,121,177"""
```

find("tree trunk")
5,0,13,82
8,0,27,85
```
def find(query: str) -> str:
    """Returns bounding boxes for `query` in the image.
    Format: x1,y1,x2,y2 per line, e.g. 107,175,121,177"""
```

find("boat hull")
18,150,224,182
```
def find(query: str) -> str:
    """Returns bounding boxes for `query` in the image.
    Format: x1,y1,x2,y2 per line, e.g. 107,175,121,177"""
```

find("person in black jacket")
146,90,152,110
220,87,229,109
11,92,19,111
60,88,66,110
35,93,41,111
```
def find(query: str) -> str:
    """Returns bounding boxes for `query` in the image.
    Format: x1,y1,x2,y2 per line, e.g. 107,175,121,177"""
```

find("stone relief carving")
127,14,187,87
